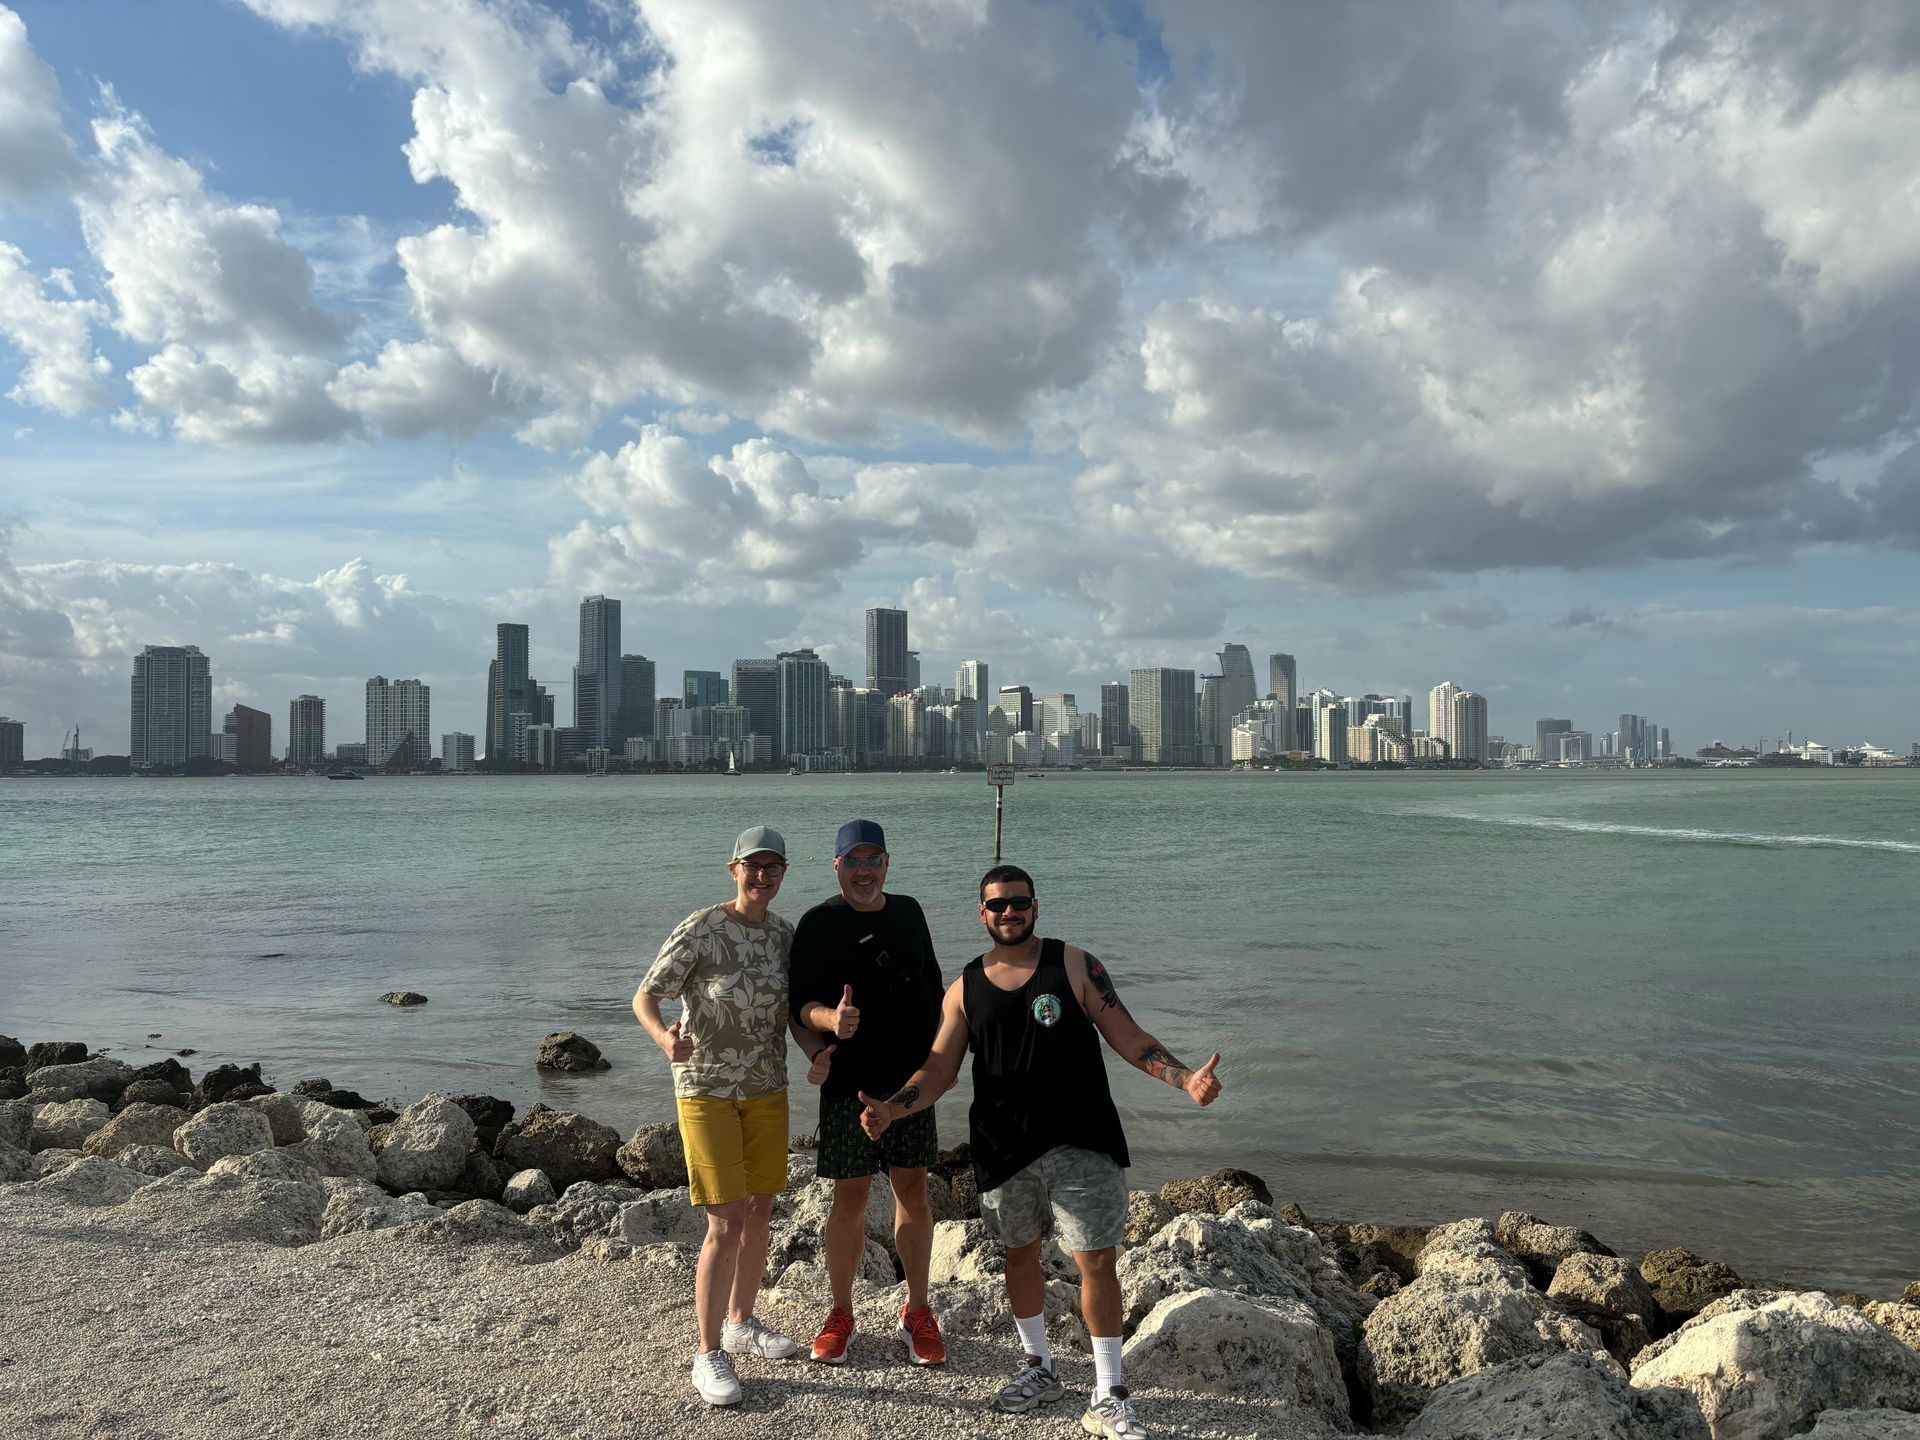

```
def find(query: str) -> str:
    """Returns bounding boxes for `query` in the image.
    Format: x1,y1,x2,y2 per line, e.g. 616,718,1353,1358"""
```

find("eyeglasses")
839,854,888,870
982,896,1034,914
736,861,788,877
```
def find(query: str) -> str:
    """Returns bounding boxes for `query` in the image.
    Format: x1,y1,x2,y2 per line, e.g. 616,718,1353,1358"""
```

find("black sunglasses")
982,896,1034,914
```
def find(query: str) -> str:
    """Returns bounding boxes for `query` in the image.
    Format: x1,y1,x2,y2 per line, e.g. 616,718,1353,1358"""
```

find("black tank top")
962,937,1130,1193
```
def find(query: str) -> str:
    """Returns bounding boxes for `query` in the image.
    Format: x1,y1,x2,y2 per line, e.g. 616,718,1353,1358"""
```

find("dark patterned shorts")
814,1093,939,1179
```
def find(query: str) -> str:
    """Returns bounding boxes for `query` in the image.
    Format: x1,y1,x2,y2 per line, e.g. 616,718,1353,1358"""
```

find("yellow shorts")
676,1090,790,1208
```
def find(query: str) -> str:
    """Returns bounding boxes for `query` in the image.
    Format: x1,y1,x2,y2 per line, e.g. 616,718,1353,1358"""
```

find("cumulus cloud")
0,5,79,203
1422,595,1509,630
0,244,112,413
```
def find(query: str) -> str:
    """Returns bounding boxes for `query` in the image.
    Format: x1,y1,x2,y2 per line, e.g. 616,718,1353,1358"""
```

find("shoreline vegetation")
5,1038,1919,1438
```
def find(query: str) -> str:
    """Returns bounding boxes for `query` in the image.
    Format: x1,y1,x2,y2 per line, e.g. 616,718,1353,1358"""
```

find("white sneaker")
722,1315,798,1360
1083,1387,1148,1439
691,1349,742,1406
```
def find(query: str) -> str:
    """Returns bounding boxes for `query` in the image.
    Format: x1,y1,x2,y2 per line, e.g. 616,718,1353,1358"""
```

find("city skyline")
3,4,1920,754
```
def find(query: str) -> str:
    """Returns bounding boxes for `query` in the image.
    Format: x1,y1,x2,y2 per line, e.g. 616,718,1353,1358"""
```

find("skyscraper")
865,607,909,696
777,648,830,759
573,595,622,750
955,660,990,754
731,658,781,755
1268,653,1298,709
1429,681,1462,753
996,684,1034,735
614,655,657,743
1129,668,1197,765
1218,644,1258,724
486,623,532,762
1098,682,1130,757
441,733,475,772
288,694,326,769
683,670,728,708
1197,675,1227,766
366,676,431,769
227,704,272,770
0,717,22,770
131,644,211,769
1452,691,1489,765
1535,718,1573,765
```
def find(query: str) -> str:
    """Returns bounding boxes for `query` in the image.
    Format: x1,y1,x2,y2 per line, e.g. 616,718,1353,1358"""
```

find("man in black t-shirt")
789,818,947,1368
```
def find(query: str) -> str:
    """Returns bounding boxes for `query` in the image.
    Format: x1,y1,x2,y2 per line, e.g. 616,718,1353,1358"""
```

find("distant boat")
325,771,363,781
787,767,803,776
724,759,741,776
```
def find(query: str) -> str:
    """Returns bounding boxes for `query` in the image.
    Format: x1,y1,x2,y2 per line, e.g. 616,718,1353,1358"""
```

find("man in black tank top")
856,865,1223,1440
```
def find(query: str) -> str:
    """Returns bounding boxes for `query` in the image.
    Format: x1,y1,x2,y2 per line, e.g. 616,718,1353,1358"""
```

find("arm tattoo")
1085,955,1128,1013
886,1083,921,1112
1139,1042,1191,1088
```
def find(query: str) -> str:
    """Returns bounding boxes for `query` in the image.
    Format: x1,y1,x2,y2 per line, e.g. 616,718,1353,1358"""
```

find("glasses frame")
734,859,789,878
838,853,889,871
981,895,1034,914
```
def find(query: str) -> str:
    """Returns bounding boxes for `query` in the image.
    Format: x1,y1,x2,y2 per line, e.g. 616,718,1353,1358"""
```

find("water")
2,768,1916,1290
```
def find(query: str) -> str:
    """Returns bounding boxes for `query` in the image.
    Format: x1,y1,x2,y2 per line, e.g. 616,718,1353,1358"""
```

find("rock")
25,1040,88,1071
82,1102,191,1159
1630,1290,1920,1439
318,1179,438,1239
1229,1201,1376,1331
34,1155,150,1207
616,1122,688,1189
0,1099,31,1151
1639,1248,1746,1323
192,1062,274,1109
897,1277,1087,1352
618,1189,710,1246
1864,1302,1920,1352
387,1199,551,1253
0,1067,25,1101
925,1171,966,1223
456,1149,507,1203
128,1058,192,1095
378,991,428,1006
26,1056,135,1103
0,1035,26,1068
305,1088,375,1111
116,1079,189,1111
121,1167,325,1246
29,1098,111,1152
1124,1288,1350,1425
1496,1210,1611,1286
243,1094,307,1146
1362,1271,1404,1300
172,1101,275,1168
535,1031,610,1072
501,1168,556,1214
208,1149,324,1191
34,1148,85,1176
285,1111,379,1182
290,1078,334,1097
929,1218,1010,1283
1125,1188,1175,1246
1905,1283,1920,1306
530,1180,642,1249
375,1094,474,1193
1403,1352,1708,1440
1324,1220,1431,1285
113,1144,195,1178
297,1098,372,1134
450,1094,515,1151
1806,1413,1920,1438
1358,1217,1610,1429
1160,1166,1274,1215
1549,1252,1664,1364
0,1142,34,1183
493,1104,622,1189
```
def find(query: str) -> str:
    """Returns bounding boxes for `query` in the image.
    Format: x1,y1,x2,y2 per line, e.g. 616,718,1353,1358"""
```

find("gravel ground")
0,1190,1342,1440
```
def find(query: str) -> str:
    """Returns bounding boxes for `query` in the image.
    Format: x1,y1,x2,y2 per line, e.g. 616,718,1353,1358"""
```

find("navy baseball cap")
833,819,887,857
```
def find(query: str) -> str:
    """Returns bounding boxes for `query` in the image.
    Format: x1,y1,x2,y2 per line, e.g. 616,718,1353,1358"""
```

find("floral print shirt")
640,904,793,1100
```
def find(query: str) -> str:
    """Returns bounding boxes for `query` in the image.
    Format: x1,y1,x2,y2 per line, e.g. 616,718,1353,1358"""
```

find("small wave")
1429,812,1920,854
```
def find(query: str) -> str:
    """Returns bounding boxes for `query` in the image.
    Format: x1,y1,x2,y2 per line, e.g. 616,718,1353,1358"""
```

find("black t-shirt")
790,893,944,1099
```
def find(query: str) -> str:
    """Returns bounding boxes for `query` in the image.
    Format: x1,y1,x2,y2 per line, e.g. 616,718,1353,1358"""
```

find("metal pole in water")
994,785,1003,860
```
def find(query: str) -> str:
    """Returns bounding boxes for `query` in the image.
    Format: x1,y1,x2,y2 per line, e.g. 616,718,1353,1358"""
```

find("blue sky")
3,0,1919,756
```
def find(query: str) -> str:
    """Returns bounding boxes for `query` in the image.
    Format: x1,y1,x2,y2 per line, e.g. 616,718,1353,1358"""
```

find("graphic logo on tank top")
1031,993,1063,1028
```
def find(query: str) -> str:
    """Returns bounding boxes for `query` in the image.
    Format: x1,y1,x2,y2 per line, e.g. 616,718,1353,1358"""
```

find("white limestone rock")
25,1057,134,1103
318,1179,436,1239
82,1102,190,1159
208,1149,323,1191
113,1144,195,1179
374,1093,474,1193
1123,1288,1351,1427
0,1099,35,1151
929,1218,1009,1284
905,1277,1089,1353
243,1093,307,1146
298,1098,373,1134
501,1168,557,1215
1630,1290,1920,1440
122,1167,326,1246
29,1098,111,1152
1806,1412,1920,1438
1228,1200,1376,1334
33,1155,150,1207
1402,1352,1709,1440
1864,1303,1920,1354
1550,1251,1664,1362
172,1102,274,1168
0,1142,35,1183
33,1147,85,1176
617,1188,707,1246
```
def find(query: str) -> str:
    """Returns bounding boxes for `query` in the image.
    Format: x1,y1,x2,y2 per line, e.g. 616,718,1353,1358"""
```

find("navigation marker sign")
987,765,1014,858
987,765,1016,787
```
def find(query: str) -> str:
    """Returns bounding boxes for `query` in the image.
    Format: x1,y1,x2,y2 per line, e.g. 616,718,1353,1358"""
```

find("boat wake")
1428,812,1920,854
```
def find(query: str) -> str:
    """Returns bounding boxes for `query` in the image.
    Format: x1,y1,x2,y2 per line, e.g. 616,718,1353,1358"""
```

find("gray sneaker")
992,1356,1066,1414
691,1349,742,1406
1082,1388,1148,1439
723,1315,797,1360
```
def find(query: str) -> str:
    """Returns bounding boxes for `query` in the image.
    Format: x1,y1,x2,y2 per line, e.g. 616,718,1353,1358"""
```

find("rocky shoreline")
4,1035,1920,1439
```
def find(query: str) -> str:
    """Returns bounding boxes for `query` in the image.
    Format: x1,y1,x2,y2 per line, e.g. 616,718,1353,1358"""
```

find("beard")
984,913,1035,947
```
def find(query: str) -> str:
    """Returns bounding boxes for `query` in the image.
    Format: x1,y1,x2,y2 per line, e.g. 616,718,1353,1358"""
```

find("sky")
3,0,1919,757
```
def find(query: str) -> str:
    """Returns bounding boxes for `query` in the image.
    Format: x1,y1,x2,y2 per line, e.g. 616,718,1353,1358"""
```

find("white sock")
1014,1311,1052,1368
1091,1335,1124,1401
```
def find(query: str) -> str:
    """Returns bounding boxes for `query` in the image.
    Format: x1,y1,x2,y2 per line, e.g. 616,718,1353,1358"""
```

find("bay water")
2,768,1915,1290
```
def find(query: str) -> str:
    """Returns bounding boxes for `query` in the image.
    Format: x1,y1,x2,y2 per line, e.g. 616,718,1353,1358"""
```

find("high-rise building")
1268,653,1298,709
614,655,656,744
865,607,909,696
0,717,22,770
829,685,878,766
1039,693,1076,739
1197,675,1228,766
996,684,1033,735
1535,719,1573,766
366,677,431,769
131,644,211,769
955,660,990,740
655,697,686,737
486,623,532,761
1451,691,1489,765
1429,682,1462,753
441,733,475,772
574,595,622,750
731,658,781,757
884,693,924,759
1129,668,1197,765
777,648,830,759
683,670,728,708
1218,645,1258,726
1099,683,1130,757
226,704,272,770
288,694,326,769
1313,694,1349,764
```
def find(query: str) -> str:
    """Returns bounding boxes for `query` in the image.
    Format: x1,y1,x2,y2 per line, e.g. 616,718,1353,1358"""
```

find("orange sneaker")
896,1303,946,1366
811,1306,855,1365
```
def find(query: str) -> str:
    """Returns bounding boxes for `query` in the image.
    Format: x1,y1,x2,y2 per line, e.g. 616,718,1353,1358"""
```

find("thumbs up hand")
1185,1052,1222,1106
856,1089,894,1139
831,984,861,1040
663,1020,694,1065
808,1043,836,1087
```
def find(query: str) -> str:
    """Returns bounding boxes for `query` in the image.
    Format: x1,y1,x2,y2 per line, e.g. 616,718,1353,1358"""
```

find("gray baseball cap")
730,824,787,861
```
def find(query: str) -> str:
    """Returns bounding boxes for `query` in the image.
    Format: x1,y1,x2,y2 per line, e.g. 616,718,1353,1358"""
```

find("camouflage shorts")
814,1093,939,1179
979,1145,1127,1252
